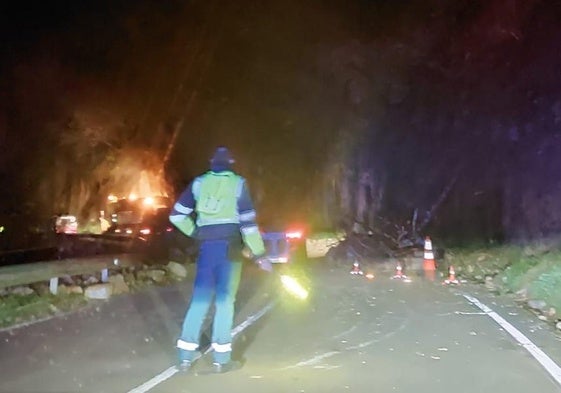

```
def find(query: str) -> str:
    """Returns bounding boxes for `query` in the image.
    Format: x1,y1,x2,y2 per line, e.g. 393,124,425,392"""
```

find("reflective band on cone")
392,263,407,280
443,265,459,285
350,261,363,275
423,236,436,271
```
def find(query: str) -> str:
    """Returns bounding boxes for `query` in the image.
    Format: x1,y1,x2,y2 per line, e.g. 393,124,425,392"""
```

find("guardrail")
0,254,142,295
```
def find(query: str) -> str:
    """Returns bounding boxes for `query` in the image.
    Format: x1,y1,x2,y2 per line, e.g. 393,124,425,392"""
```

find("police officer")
169,147,272,374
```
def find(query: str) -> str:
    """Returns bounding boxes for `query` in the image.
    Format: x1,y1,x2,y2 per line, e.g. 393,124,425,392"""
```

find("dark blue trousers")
177,240,242,364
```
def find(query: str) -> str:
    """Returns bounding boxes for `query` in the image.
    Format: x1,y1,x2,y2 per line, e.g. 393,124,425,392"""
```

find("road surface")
1,259,561,393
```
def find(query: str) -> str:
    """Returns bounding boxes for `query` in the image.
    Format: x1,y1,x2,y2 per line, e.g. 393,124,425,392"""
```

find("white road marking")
332,325,357,340
344,339,378,351
463,294,561,386
126,301,276,393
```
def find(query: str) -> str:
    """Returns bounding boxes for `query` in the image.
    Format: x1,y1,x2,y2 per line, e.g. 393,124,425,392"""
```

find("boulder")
167,261,187,278
83,275,99,286
60,275,75,285
68,285,84,295
84,284,113,300
10,286,35,296
137,269,166,283
527,299,547,311
306,237,340,259
109,274,130,294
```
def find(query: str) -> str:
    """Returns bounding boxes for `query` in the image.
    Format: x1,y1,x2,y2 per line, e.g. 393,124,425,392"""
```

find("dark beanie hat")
210,147,235,165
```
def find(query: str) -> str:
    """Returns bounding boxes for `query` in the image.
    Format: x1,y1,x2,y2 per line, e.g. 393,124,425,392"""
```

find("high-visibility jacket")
169,170,265,257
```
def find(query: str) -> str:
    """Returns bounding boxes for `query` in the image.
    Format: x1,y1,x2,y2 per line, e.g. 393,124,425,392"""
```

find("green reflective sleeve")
241,226,266,257
174,216,196,237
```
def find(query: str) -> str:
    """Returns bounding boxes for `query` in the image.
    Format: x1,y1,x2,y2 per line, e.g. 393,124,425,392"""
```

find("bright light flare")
280,275,308,300
365,273,375,280
107,194,118,202
143,197,155,206
139,228,151,235
286,231,302,239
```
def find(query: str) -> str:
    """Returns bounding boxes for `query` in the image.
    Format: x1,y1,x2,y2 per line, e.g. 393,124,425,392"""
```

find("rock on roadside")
84,284,113,300
167,261,188,278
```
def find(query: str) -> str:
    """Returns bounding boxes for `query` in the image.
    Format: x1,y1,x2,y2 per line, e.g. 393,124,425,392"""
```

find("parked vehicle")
105,207,196,261
54,215,78,234
262,228,304,264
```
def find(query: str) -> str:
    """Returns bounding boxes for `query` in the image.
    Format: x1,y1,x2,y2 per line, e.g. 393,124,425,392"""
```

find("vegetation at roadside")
444,237,561,313
0,262,191,330
0,293,87,329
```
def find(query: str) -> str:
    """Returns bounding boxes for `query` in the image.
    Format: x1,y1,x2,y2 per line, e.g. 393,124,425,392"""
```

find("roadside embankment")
443,237,561,331
0,256,194,330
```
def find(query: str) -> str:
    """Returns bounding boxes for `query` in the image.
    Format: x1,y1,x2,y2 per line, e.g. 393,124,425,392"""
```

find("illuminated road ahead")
1,260,561,393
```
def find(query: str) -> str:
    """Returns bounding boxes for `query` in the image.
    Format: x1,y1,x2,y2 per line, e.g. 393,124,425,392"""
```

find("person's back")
169,147,271,374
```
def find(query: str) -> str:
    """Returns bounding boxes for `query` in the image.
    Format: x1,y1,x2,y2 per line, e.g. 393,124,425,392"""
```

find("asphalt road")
1,259,561,393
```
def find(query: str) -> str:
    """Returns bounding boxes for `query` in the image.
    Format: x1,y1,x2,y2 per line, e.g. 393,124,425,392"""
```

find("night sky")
2,0,561,248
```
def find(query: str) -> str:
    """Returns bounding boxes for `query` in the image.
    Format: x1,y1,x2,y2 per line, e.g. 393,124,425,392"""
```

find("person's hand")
255,256,273,273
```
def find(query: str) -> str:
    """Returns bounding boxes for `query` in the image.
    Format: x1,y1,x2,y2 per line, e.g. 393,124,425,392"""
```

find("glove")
254,256,273,273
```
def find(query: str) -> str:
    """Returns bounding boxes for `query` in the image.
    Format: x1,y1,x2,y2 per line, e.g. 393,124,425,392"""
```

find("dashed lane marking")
463,294,561,387
126,301,276,393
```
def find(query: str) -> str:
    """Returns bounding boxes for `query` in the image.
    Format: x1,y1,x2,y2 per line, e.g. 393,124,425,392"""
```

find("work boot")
212,360,242,374
177,360,193,373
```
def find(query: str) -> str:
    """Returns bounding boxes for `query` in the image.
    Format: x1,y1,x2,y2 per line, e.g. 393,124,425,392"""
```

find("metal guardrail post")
49,277,58,295
101,268,109,283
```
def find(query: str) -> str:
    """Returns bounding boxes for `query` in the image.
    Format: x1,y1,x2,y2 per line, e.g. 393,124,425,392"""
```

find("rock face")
84,284,113,300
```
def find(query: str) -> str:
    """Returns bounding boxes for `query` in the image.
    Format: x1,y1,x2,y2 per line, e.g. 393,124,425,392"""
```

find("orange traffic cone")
350,260,363,275
443,265,459,285
423,236,436,281
423,236,436,271
391,261,407,280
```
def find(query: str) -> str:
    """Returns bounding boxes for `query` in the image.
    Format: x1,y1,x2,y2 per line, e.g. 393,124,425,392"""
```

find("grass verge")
444,237,561,315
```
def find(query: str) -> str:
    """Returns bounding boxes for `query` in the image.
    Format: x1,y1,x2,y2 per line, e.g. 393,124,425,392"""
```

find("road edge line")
463,294,561,386
126,301,276,393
